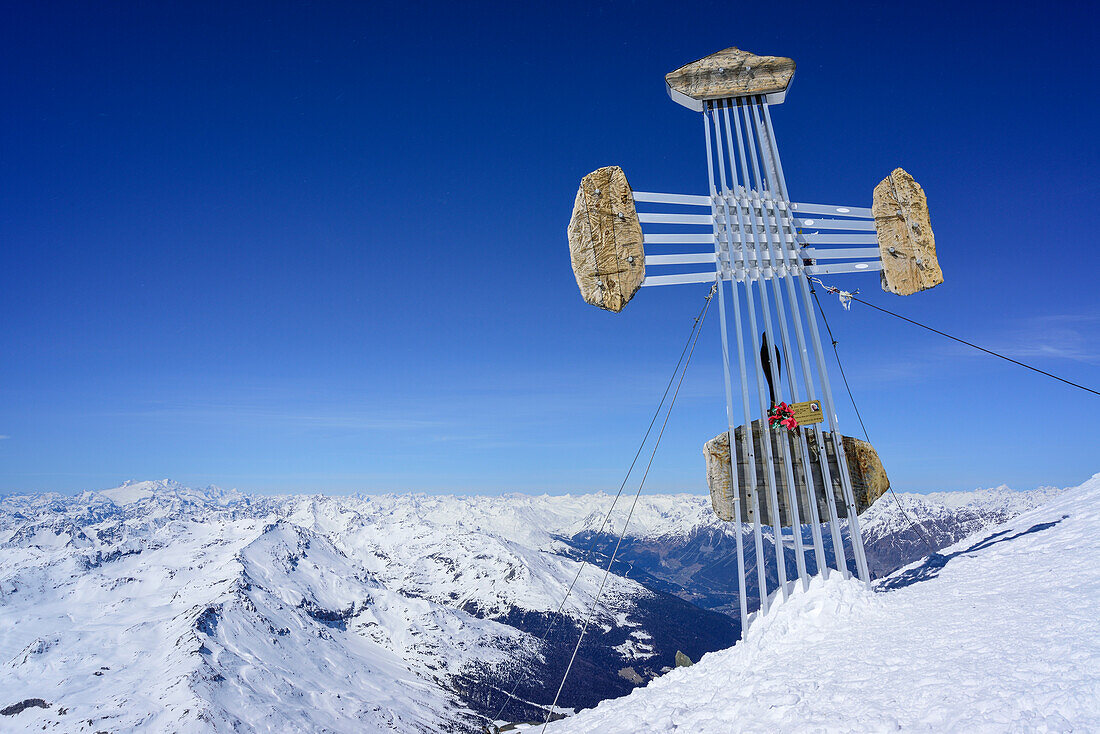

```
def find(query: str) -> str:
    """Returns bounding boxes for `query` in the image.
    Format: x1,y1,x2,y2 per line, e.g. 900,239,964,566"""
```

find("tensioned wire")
487,284,717,728
811,280,1100,399
809,274,1100,556
539,283,716,733
808,279,937,555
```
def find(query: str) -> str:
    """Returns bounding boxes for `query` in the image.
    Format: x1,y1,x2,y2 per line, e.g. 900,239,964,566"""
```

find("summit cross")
566,47,944,632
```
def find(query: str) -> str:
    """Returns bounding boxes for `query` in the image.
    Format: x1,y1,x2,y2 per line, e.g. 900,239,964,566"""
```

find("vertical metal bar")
754,103,851,580
720,99,789,601
704,103,765,616
760,102,872,583
736,98,809,590
748,97,830,580
715,282,751,624
756,101,851,579
798,259,872,582
702,105,751,626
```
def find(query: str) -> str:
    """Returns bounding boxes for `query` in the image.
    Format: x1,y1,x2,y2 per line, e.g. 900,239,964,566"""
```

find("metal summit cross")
566,48,944,632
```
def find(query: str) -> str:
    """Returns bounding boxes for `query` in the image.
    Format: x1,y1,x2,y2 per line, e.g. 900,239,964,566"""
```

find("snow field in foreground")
541,473,1100,733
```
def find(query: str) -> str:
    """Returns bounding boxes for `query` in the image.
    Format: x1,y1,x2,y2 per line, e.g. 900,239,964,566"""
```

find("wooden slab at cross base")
704,423,890,526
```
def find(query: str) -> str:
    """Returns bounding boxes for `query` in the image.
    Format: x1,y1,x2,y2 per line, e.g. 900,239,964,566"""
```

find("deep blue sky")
2,1,1097,495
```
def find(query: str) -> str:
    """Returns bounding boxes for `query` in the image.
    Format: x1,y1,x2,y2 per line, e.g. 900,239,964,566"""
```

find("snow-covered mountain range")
0,478,1071,732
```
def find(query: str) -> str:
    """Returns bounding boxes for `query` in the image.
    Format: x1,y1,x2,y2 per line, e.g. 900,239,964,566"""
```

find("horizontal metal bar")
694,230,873,247
725,213,795,228
641,271,718,287
732,250,798,261
730,212,870,233
793,217,875,231
642,231,875,252
788,201,873,218
646,253,716,265
799,233,878,245
642,240,800,261
802,247,882,260
638,248,876,280
637,212,714,225
643,233,715,245
632,191,711,206
644,266,797,285
807,261,884,275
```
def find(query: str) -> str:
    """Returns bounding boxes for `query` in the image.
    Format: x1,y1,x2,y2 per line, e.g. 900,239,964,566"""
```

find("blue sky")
2,1,1097,495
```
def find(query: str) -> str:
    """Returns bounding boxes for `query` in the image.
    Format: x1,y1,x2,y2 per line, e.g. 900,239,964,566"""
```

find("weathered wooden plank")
567,166,645,312
665,48,795,109
838,434,891,512
873,168,944,296
703,431,736,522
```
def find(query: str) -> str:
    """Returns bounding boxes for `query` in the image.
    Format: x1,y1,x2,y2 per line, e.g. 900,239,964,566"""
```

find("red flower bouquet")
767,402,799,432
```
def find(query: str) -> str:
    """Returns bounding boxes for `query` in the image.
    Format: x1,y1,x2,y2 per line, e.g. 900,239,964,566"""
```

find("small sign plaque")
791,399,825,425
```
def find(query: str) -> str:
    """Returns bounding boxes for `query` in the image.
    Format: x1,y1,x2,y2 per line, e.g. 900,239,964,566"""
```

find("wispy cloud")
117,403,444,431
849,312,1100,385
999,314,1100,365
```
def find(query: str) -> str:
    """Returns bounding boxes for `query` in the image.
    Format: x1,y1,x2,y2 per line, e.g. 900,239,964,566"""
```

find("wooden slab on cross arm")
873,168,944,296
566,166,646,313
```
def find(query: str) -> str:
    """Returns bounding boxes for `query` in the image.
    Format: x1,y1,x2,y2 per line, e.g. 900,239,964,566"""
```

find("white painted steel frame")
795,218,876,231
809,261,883,276
646,253,717,266
645,232,876,247
704,106,768,618
723,99,807,593
735,97,824,589
725,96,852,583
637,212,714,226
744,98,835,582
639,252,880,288
632,98,877,598
713,100,792,603
735,96,853,581
642,272,720,287
634,195,882,288
788,202,873,218
633,191,873,219
758,97,871,582
703,113,750,628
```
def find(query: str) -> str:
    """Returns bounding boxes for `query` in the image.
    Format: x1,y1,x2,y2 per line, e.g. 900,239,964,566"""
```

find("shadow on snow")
877,517,1067,592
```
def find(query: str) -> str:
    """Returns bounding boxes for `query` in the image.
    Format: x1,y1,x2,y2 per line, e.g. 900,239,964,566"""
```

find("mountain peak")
97,479,243,506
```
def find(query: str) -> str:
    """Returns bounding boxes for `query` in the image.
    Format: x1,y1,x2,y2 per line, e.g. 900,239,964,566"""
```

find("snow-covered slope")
0,482,735,731
857,484,1066,578
0,477,1074,731
541,473,1100,733
0,501,481,731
